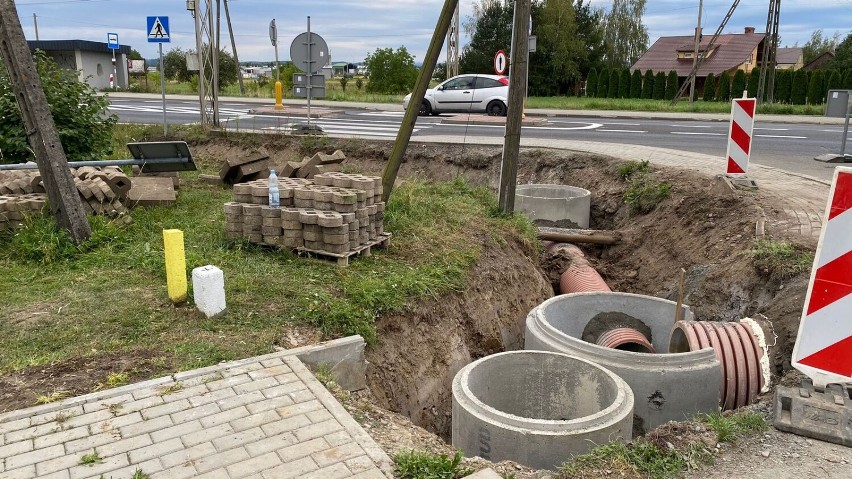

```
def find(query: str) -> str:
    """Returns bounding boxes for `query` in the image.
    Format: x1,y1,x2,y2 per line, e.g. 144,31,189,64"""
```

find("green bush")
608,69,619,98
717,71,732,101
807,70,825,104
731,70,746,98
792,69,809,104
843,69,852,89
775,69,792,103
642,69,654,99
629,69,643,98
703,73,716,101
586,68,598,97
0,50,117,164
653,71,666,100
624,177,671,215
747,67,760,98
826,69,843,92
597,67,610,98
364,46,418,94
665,70,679,100
619,68,631,98
394,450,473,479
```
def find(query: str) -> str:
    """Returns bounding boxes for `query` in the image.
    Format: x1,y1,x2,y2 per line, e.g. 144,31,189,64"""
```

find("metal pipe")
0,158,191,171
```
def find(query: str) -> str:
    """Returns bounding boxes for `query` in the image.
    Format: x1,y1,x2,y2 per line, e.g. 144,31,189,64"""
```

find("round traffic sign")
290,32,329,74
494,50,508,75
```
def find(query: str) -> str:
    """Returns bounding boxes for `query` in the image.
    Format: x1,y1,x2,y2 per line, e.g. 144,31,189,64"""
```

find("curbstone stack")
0,193,48,232
223,173,387,260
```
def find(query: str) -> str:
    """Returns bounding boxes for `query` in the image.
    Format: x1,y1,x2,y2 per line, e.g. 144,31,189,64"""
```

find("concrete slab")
0,340,392,479
126,177,177,207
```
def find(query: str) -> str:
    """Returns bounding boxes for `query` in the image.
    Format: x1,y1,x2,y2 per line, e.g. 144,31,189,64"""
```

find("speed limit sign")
494,50,508,75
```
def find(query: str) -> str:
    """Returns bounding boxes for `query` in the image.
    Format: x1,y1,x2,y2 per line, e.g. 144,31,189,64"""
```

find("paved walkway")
0,354,392,479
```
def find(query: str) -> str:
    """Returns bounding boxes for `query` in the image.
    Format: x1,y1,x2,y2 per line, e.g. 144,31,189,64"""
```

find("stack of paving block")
218,147,271,185
0,170,43,194
281,150,346,179
68,166,131,216
223,172,386,258
0,193,47,232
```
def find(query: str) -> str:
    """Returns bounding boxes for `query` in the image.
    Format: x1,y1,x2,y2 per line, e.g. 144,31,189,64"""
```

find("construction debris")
0,193,47,232
215,149,348,186
126,177,177,207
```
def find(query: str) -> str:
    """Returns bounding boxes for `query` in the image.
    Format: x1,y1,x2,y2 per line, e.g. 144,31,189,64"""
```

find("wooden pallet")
296,233,391,266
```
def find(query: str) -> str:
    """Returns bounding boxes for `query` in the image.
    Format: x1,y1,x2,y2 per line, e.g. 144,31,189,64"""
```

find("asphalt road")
108,97,848,181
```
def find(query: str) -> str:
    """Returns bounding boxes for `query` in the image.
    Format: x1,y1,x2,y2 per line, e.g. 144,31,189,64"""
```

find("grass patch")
0,131,533,378
80,450,103,466
36,389,70,404
158,382,184,396
526,96,824,116
751,240,814,280
131,468,151,479
560,439,711,479
393,450,473,479
702,411,768,443
624,177,671,215
618,160,651,181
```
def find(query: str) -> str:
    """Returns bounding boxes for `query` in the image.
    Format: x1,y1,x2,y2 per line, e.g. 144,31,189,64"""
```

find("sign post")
725,96,757,176
107,32,118,88
290,17,329,130
270,19,282,110
147,16,170,135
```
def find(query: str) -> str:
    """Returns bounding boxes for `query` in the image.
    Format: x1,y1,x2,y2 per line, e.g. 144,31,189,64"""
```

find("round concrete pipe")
452,350,633,470
670,321,765,410
597,328,657,353
525,292,721,434
556,244,611,294
516,184,591,229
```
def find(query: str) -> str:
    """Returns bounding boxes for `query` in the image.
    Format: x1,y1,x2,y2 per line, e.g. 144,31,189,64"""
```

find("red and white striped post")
792,166,852,387
109,73,115,88
725,97,757,176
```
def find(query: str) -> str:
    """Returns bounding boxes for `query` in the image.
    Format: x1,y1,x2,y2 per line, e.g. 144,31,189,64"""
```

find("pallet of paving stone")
295,233,392,267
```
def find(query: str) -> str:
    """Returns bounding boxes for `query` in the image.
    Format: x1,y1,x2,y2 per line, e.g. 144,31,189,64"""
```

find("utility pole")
0,0,90,242
187,0,219,128
32,13,38,40
757,0,781,104
382,0,459,202
446,3,459,79
223,0,244,95
689,0,703,104
498,0,531,213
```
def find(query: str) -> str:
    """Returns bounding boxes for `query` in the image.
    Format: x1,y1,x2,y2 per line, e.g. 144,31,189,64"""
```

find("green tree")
433,62,447,81
603,0,649,67
459,0,512,74
574,0,608,77
844,69,852,89
829,34,852,70
0,51,116,164
747,67,760,98
597,67,610,97
607,69,619,98
802,29,841,65
364,46,418,94
641,69,654,99
128,49,143,61
618,68,631,98
791,69,809,105
529,0,584,96
275,62,301,93
339,74,350,92
717,71,732,101
163,47,190,81
665,70,678,99
807,69,826,104
629,69,642,98
731,69,746,98
775,69,792,103
586,67,598,97
703,72,716,101
826,69,843,92
652,71,666,99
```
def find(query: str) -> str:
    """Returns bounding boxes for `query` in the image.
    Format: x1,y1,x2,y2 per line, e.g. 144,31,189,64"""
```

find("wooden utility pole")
223,0,244,95
689,0,703,104
497,0,531,213
0,0,90,242
382,0,458,202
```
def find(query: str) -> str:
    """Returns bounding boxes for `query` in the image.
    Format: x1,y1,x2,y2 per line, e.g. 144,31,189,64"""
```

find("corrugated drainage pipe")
670,321,765,410
554,244,612,294
597,328,657,353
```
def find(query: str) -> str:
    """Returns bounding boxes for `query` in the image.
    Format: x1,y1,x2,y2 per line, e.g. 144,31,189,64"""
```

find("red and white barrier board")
792,166,852,387
725,98,757,175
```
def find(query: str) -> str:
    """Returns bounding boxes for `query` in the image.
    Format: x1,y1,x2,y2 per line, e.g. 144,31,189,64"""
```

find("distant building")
27,40,130,90
802,51,835,71
775,48,804,70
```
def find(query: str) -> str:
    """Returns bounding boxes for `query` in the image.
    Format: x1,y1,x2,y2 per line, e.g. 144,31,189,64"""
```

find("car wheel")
419,101,432,116
487,100,507,117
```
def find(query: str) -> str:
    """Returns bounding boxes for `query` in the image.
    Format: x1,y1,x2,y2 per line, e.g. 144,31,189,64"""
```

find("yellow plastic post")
162,229,187,304
274,81,284,110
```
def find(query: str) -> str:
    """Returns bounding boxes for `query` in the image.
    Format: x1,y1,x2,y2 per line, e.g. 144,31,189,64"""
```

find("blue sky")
12,0,852,64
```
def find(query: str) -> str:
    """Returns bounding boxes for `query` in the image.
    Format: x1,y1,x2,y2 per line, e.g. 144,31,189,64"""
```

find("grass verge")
394,450,473,479
526,96,824,115
751,240,815,280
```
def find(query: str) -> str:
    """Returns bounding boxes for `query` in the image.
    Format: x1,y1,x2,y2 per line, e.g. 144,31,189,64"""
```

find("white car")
403,74,510,116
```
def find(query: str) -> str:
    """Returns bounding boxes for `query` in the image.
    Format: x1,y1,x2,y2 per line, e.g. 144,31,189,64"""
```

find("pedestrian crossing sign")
147,16,170,43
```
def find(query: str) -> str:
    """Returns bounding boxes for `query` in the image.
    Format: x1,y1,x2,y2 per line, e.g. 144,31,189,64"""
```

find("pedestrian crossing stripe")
149,17,169,39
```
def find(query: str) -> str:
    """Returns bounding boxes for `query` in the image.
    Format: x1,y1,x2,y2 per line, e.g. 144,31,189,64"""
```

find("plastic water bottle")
268,169,280,207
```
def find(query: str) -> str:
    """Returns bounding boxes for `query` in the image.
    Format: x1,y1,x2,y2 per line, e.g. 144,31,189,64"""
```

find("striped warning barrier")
792,166,852,387
725,98,757,175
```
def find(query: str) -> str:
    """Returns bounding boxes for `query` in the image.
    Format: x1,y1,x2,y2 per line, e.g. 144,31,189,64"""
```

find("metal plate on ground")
127,141,196,173
774,379,852,447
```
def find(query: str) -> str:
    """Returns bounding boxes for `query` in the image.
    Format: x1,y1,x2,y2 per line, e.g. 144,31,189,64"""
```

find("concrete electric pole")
446,3,460,79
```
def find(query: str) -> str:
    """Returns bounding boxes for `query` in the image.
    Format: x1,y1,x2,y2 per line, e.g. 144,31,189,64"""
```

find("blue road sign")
107,32,119,50
147,16,170,43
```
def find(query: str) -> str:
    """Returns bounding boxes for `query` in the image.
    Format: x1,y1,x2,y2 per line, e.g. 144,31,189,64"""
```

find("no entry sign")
494,50,508,76
792,166,852,387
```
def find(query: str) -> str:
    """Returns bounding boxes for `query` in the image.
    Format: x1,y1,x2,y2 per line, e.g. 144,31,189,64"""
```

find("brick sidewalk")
0,354,392,479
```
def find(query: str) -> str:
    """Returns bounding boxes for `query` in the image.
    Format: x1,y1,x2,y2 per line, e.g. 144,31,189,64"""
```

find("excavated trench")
356,144,811,441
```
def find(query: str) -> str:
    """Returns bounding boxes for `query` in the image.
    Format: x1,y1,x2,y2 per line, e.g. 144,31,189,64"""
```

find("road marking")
671,131,725,136
754,127,789,131
822,129,843,133
597,129,647,133
358,111,406,117
441,122,603,131
668,124,714,128
754,134,808,139
600,122,642,126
